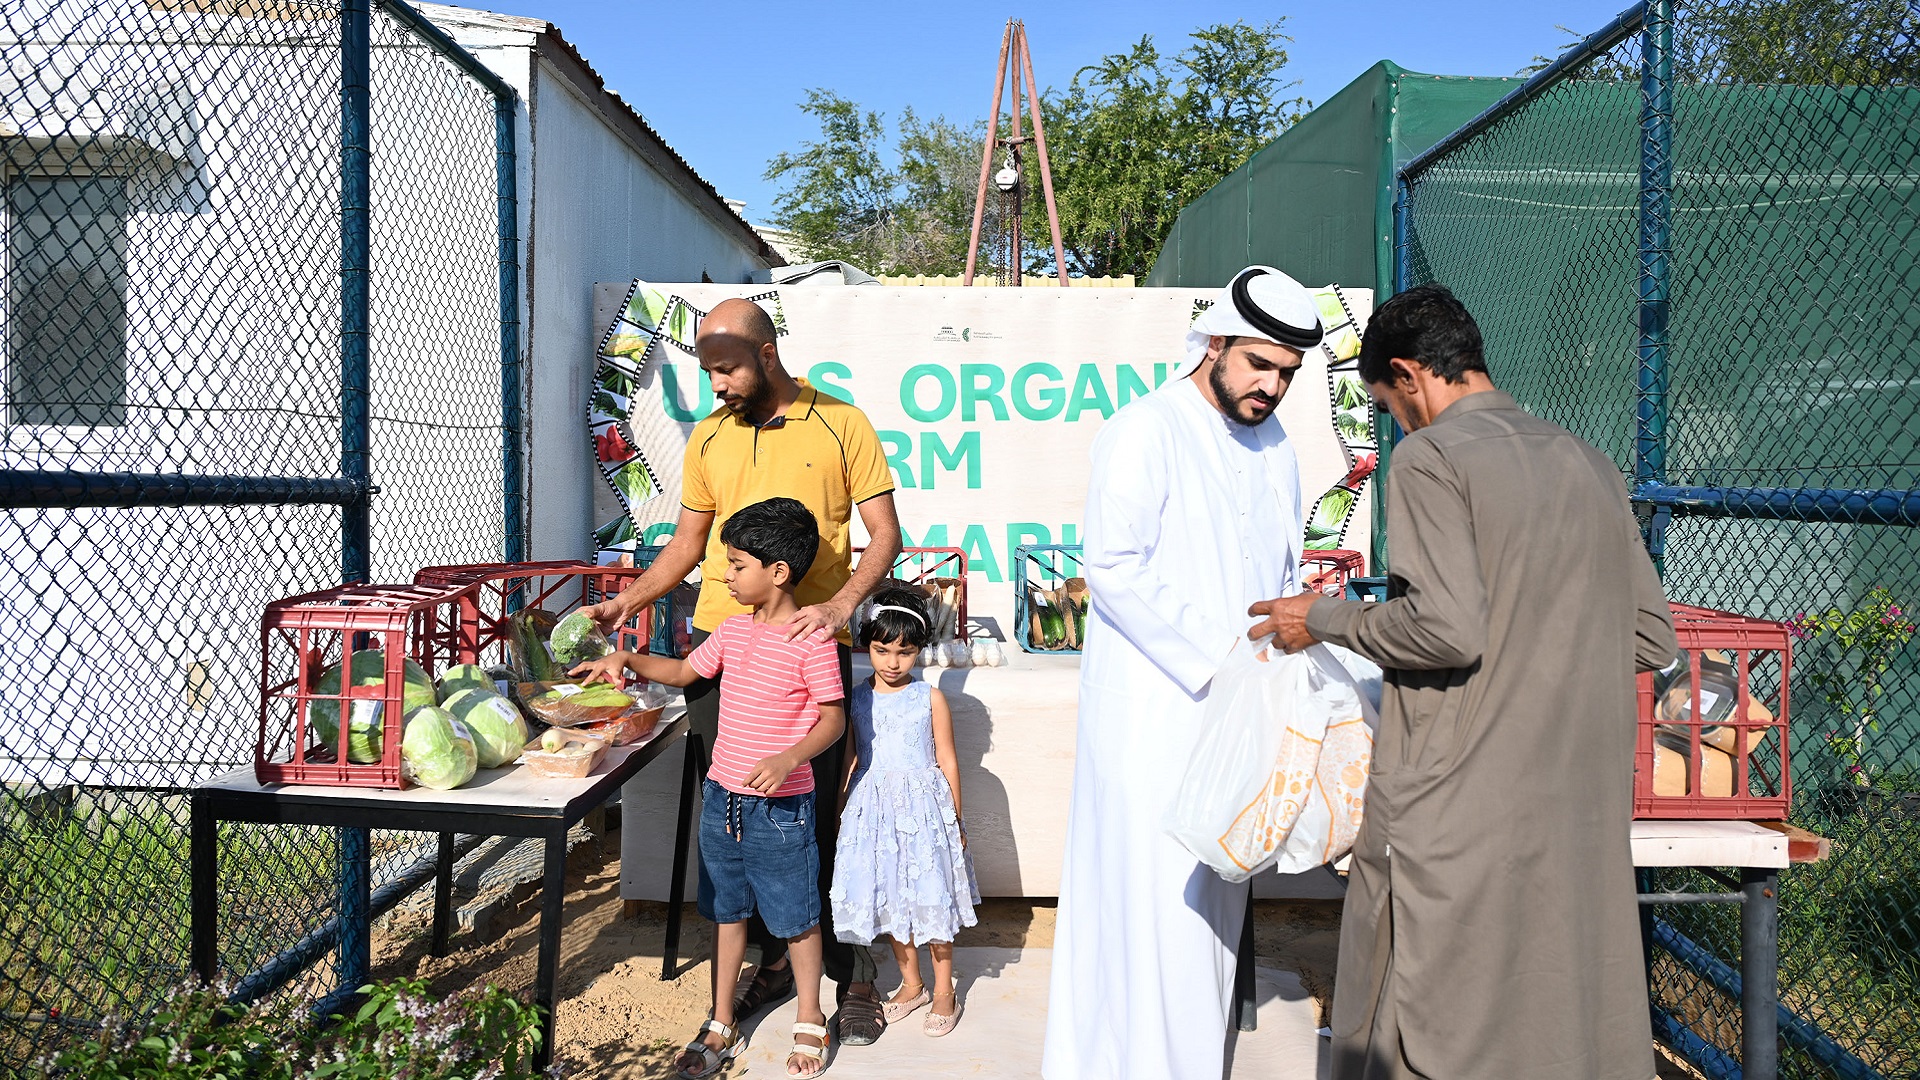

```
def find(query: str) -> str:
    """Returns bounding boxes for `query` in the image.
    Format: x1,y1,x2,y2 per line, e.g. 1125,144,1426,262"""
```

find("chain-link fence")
1398,1,1918,1075
0,0,517,1071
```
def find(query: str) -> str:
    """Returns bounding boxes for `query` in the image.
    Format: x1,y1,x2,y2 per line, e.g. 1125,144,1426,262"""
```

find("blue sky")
473,1,1633,225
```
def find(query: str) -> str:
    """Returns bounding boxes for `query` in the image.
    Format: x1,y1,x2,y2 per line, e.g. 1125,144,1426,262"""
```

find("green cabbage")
308,651,435,763
400,706,478,790
443,688,531,769
437,664,496,703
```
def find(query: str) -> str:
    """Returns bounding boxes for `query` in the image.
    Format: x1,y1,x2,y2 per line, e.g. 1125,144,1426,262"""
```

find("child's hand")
745,752,798,795
569,653,630,688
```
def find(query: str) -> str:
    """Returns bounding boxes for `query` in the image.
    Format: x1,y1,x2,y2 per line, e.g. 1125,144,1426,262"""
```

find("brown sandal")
834,982,886,1046
733,961,795,1021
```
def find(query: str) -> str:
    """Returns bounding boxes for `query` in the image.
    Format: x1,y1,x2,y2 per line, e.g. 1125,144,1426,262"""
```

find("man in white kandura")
1043,266,1323,1079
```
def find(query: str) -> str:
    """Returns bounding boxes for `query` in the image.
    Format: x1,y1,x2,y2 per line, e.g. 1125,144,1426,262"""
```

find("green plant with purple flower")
1789,587,1917,790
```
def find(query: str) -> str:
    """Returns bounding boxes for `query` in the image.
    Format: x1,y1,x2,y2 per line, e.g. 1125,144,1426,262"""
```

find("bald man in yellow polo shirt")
583,297,902,1053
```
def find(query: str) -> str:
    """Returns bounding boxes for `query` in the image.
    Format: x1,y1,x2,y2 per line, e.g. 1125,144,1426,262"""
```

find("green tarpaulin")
1144,61,1522,297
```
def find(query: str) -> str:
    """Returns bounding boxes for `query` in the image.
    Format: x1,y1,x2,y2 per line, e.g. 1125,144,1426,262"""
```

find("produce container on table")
1301,549,1366,597
256,582,468,789
1634,603,1792,820
411,561,648,671
852,546,970,643
631,545,696,657
1014,544,1087,655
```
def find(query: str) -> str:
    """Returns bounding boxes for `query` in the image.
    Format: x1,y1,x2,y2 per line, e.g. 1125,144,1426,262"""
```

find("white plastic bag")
1165,639,1378,882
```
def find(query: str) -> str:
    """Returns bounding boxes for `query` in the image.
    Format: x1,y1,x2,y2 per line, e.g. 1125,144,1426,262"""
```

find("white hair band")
870,604,928,628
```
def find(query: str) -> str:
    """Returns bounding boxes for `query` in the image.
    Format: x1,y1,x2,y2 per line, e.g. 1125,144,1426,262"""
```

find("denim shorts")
696,778,821,939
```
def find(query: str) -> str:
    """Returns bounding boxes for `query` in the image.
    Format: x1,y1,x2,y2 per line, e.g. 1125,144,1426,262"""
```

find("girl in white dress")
830,585,979,1037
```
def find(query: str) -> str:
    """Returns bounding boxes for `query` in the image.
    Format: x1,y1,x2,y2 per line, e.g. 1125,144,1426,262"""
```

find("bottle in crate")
255,582,468,789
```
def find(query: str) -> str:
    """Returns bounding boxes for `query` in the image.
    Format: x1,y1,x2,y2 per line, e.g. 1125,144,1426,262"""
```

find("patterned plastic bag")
1165,639,1379,882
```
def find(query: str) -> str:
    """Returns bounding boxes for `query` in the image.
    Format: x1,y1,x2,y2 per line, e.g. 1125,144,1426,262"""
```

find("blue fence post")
337,0,374,997
1371,177,1415,573
497,93,523,567
1636,0,1674,567
341,0,372,586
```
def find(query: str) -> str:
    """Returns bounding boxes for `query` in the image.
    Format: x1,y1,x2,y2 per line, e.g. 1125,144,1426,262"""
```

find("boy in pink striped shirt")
573,497,846,1077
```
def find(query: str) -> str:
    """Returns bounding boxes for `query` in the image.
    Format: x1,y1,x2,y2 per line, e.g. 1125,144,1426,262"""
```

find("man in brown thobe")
1252,284,1677,1080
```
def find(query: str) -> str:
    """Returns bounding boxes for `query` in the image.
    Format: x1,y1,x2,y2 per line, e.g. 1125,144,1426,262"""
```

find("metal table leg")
533,829,568,1074
431,831,455,957
1234,887,1257,1032
1741,867,1779,1080
662,733,699,980
338,827,371,992
190,793,217,984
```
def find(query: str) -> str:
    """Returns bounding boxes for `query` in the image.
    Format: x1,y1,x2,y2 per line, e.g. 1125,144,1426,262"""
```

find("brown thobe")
1306,390,1677,1080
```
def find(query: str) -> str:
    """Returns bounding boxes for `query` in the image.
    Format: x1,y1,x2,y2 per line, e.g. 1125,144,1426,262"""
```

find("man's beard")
720,372,773,419
1210,360,1276,427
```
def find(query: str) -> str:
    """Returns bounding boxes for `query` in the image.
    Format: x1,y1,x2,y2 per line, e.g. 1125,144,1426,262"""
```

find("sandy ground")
368,825,1341,1078
368,825,1696,1079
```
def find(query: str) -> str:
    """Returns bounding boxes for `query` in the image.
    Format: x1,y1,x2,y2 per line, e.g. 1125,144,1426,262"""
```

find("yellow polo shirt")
681,379,896,634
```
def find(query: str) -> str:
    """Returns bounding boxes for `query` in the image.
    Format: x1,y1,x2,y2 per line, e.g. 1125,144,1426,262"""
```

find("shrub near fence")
1396,1,1919,1074
0,0,518,1071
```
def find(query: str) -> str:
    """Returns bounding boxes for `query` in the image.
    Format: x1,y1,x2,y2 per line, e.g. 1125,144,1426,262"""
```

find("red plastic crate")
1302,549,1366,597
852,546,969,639
412,561,650,671
1633,603,1793,820
255,582,469,789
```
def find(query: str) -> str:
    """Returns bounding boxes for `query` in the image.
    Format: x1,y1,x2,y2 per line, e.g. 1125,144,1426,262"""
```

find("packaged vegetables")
307,650,436,764
1648,648,1779,797
549,610,613,669
1026,577,1089,652
436,663,498,702
442,687,531,769
507,609,561,681
400,705,478,790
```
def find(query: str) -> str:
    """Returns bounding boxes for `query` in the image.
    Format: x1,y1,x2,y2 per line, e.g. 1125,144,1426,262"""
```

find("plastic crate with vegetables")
256,582,470,790
1014,544,1090,655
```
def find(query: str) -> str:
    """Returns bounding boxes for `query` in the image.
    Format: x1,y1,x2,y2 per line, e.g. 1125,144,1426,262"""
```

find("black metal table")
1632,818,1831,1080
191,714,688,1072
1226,819,1816,1079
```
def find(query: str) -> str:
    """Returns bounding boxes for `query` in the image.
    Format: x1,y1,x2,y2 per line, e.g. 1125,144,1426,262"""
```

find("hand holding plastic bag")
1165,638,1378,882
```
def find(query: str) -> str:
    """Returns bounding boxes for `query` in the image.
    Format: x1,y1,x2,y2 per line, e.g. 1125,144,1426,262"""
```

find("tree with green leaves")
1525,0,1917,84
1038,20,1307,279
762,90,899,272
763,20,1306,280
762,94,998,275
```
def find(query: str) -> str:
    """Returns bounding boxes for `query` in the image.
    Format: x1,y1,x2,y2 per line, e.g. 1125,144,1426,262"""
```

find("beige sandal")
923,991,961,1037
675,1018,741,1079
788,1020,831,1076
883,982,930,1023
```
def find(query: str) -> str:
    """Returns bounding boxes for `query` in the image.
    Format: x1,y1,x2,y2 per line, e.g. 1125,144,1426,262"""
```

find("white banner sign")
589,283,1375,639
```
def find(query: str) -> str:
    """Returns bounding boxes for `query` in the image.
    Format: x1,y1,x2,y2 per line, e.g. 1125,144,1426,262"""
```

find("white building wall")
0,4,764,786
517,56,765,563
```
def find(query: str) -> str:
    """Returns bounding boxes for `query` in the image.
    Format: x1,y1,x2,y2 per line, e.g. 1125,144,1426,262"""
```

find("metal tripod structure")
963,18,1069,286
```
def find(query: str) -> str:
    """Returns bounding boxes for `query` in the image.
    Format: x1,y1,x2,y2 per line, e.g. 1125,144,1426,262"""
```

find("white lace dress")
830,678,979,945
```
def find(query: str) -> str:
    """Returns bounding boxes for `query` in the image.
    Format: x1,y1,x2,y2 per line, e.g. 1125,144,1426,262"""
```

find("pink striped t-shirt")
689,615,845,797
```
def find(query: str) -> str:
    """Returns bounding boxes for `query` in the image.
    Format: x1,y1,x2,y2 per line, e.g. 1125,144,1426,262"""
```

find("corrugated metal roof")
415,2,784,267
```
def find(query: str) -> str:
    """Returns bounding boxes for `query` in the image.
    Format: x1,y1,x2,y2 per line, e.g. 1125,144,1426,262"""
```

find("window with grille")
6,174,129,427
